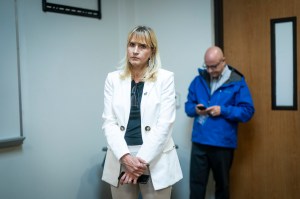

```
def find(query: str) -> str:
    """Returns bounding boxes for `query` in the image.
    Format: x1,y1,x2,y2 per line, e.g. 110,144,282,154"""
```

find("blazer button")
120,126,125,131
145,126,151,131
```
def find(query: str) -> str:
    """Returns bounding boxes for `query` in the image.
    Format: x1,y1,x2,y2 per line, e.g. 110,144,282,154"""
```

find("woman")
102,25,182,199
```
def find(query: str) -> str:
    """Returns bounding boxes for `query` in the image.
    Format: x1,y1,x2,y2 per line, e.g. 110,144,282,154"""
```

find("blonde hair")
119,25,161,81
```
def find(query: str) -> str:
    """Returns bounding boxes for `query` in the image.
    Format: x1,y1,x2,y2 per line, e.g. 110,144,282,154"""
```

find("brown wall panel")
222,0,300,198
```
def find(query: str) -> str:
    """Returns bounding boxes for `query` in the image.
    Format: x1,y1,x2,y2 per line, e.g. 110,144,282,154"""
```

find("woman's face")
127,36,152,69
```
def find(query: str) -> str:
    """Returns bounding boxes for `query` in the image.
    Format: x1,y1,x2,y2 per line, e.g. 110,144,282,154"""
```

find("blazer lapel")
140,81,155,120
120,77,131,125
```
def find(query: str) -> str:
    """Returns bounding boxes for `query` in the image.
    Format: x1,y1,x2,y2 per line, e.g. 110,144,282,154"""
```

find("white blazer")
101,68,182,190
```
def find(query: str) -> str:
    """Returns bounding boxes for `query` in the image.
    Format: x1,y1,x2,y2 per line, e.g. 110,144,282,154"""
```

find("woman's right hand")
120,154,148,177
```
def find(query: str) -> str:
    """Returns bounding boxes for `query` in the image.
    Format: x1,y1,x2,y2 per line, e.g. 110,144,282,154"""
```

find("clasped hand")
119,154,148,185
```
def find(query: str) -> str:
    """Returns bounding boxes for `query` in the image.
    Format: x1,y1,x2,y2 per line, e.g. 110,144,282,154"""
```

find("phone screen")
197,106,207,110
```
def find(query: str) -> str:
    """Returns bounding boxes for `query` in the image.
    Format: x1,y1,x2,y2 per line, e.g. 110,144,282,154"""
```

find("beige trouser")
111,145,172,199
110,178,172,199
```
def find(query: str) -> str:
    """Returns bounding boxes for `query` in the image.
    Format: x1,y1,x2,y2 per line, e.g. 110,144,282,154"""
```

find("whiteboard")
0,0,24,148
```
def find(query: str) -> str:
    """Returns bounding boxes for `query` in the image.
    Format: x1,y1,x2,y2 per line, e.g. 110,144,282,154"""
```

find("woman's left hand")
119,171,138,185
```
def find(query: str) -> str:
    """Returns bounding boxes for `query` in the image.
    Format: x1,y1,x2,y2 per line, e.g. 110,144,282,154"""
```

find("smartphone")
118,171,125,180
137,174,150,184
118,172,150,184
197,105,207,110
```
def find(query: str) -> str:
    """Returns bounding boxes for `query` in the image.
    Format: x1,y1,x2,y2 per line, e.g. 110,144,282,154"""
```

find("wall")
0,0,213,198
133,0,214,198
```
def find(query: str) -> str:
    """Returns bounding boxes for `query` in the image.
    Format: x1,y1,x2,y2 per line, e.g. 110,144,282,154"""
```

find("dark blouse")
124,80,144,146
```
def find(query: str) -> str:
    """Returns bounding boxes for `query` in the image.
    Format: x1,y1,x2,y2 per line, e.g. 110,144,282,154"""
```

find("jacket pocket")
163,138,176,153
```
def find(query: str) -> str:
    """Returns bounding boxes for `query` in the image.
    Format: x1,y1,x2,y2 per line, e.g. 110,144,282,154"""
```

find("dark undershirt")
124,80,144,146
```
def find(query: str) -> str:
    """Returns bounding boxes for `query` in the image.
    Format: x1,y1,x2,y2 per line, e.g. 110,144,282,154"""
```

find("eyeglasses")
203,60,223,70
131,84,139,108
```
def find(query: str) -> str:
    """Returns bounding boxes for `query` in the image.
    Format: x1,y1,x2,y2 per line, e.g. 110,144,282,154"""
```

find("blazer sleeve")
102,72,130,160
136,71,176,163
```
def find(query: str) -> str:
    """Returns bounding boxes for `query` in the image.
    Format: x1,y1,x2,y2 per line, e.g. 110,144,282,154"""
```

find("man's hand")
206,105,221,117
196,104,207,115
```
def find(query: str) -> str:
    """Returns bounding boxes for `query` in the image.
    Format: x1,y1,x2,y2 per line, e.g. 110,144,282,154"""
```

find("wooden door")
222,0,300,198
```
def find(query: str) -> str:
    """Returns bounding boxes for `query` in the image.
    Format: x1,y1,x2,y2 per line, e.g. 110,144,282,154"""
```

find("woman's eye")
140,44,147,49
129,42,135,47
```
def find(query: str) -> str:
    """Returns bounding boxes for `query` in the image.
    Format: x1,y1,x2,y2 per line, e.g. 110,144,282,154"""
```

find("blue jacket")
185,66,255,148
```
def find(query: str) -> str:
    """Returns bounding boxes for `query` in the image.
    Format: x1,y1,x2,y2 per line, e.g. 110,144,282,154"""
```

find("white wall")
0,0,213,198
133,1,214,198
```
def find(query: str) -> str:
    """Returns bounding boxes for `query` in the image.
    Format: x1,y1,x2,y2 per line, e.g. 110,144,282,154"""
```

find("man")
185,46,255,199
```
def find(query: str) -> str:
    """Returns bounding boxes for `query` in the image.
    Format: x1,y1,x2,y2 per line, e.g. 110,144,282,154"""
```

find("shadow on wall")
76,151,112,199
